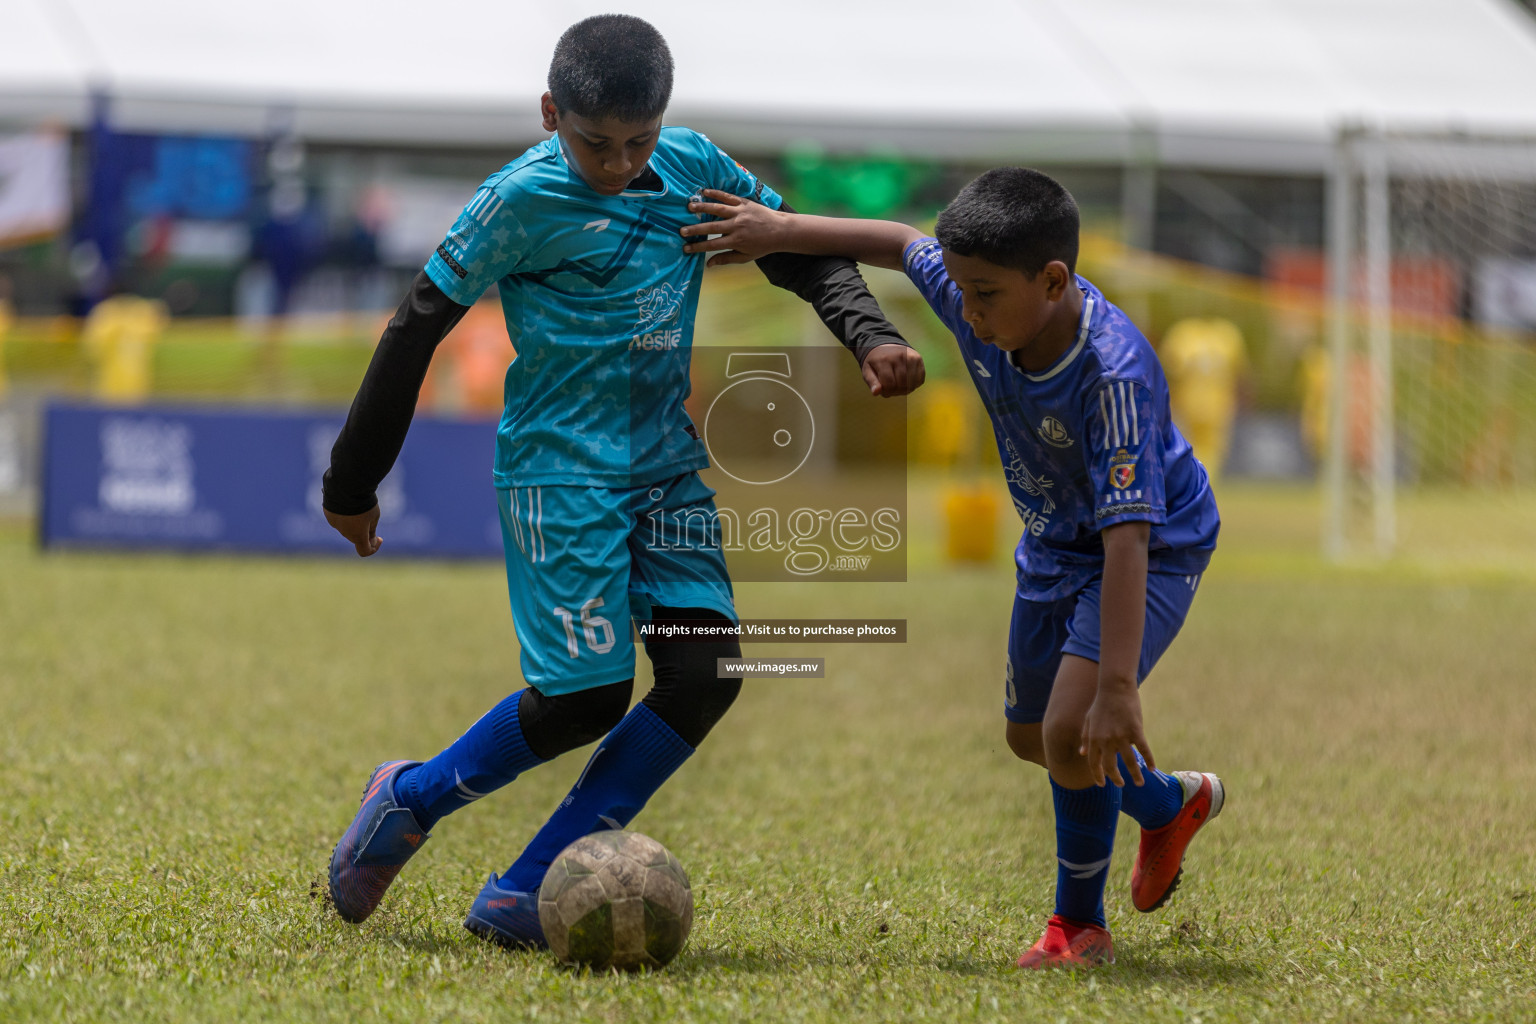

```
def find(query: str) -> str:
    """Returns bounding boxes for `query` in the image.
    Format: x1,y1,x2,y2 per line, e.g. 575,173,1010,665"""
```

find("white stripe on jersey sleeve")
1124,381,1139,445
1099,386,1114,449
476,193,504,225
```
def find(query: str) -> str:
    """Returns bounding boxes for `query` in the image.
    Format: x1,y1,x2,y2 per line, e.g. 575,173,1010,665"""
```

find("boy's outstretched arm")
683,189,923,271
683,191,925,397
1080,520,1154,786
322,272,470,556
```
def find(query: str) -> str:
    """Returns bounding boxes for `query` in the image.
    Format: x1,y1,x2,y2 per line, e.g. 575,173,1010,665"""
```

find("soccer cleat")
327,759,430,923
463,873,547,949
1016,914,1114,969
1131,770,1225,913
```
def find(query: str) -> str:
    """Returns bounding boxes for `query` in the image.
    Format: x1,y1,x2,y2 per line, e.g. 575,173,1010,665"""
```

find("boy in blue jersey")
682,168,1224,968
320,15,923,947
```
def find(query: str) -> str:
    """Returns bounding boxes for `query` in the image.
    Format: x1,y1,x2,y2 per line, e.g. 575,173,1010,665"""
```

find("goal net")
1325,131,1536,568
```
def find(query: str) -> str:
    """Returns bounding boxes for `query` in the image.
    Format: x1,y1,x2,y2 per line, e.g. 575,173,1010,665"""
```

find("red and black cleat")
1131,771,1225,913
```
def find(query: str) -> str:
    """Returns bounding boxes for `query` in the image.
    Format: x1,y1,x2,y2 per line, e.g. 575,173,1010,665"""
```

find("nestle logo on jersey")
630,328,683,351
630,283,687,351
1003,439,1056,537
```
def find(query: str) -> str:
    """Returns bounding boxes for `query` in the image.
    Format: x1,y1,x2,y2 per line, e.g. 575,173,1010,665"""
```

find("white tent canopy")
4,0,1536,171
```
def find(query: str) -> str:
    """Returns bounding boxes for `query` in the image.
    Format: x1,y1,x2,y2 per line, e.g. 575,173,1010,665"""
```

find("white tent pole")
1362,133,1396,556
1324,129,1355,561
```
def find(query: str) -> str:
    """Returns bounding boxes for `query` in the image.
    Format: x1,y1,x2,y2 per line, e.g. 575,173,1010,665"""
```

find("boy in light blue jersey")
321,15,923,946
683,168,1224,968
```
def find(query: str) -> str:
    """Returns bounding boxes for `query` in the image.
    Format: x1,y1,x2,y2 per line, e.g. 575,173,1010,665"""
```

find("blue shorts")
1004,571,1204,724
498,472,736,696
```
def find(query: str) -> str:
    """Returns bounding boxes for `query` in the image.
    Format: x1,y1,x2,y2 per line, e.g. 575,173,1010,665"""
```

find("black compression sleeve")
640,606,742,748
753,200,910,363
321,272,471,516
516,681,634,761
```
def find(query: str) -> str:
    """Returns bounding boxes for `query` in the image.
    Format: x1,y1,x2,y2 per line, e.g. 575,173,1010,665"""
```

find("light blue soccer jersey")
904,237,1220,601
425,127,783,489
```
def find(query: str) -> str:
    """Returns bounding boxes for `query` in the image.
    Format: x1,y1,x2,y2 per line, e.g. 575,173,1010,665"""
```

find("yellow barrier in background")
942,482,1001,564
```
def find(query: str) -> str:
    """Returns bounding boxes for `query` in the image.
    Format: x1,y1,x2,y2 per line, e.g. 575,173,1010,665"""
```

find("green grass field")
2,484,1534,1022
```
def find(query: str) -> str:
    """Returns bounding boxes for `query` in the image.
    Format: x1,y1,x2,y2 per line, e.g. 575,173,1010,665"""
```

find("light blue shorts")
1004,571,1204,724
498,472,736,695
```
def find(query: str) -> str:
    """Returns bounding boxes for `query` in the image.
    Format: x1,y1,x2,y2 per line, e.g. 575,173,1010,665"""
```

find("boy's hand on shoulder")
1080,681,1153,787
325,505,383,557
681,189,786,266
861,343,927,397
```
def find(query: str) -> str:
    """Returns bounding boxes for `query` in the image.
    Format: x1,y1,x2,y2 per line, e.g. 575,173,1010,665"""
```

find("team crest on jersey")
1109,448,1137,489
1037,415,1073,448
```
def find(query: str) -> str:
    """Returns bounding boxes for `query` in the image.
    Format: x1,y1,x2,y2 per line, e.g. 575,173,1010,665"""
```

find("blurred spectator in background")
911,379,1003,565
1299,346,1384,475
252,193,324,320
1160,317,1247,480
83,287,168,402
914,379,976,467
419,301,515,416
326,206,382,313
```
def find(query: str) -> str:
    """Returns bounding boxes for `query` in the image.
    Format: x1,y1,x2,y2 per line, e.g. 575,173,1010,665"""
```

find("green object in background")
781,141,937,218
783,141,843,211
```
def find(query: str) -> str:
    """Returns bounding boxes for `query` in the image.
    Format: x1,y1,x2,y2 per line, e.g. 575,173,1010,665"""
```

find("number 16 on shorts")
497,486,639,695
553,598,618,657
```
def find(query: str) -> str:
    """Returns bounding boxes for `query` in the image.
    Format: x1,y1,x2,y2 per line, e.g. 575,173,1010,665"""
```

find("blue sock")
1051,778,1121,928
1115,752,1185,831
392,690,544,832
500,703,693,893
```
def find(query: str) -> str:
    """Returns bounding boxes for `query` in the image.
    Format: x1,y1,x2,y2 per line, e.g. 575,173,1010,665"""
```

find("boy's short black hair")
935,168,1080,277
548,15,674,123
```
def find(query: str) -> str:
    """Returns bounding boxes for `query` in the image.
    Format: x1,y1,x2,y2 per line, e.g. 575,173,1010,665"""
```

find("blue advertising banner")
41,403,503,558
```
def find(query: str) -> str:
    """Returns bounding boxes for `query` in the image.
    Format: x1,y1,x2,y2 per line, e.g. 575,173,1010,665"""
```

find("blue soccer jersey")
904,237,1219,600
424,127,782,489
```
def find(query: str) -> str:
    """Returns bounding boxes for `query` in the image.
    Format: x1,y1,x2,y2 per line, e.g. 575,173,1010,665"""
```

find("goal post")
1324,128,1536,565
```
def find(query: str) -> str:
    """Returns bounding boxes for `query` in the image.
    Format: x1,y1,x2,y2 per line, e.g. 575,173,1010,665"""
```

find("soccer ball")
538,830,693,971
